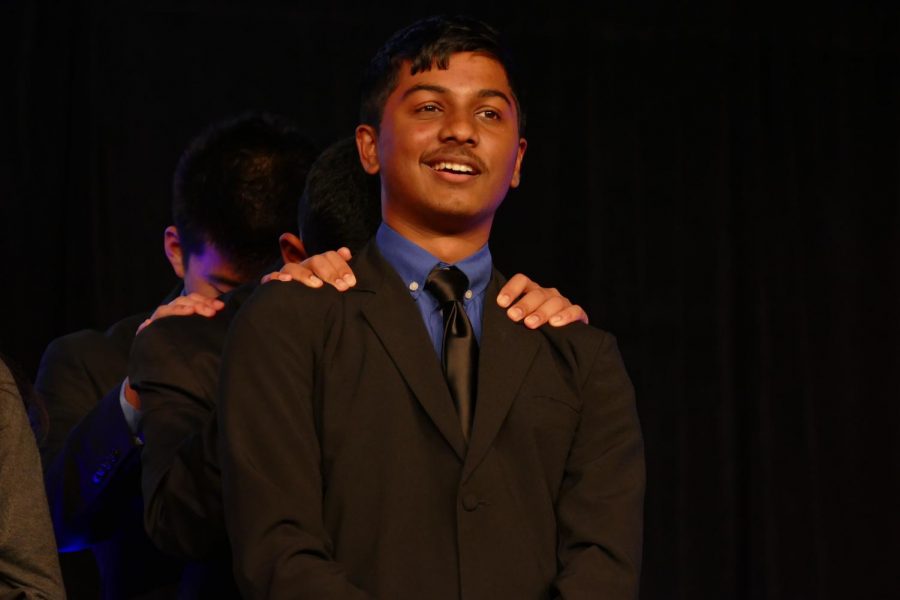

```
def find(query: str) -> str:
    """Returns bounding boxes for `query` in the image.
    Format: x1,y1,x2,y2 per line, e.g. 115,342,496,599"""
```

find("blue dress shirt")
375,222,492,359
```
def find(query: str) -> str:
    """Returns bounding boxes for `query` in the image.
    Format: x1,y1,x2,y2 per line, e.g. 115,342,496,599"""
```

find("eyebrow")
401,84,513,109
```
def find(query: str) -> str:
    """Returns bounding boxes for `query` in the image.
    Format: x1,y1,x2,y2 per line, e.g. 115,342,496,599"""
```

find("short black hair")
297,136,381,255
359,14,525,134
172,112,318,279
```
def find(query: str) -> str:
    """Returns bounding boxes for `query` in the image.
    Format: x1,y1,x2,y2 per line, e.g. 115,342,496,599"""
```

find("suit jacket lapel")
462,271,540,482
357,244,468,461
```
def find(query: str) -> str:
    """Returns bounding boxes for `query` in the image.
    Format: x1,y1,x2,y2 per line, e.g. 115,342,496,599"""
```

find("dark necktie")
424,265,478,442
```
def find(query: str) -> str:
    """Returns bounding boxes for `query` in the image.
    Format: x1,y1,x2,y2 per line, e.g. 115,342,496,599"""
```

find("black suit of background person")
128,134,590,595
34,112,318,599
218,15,644,599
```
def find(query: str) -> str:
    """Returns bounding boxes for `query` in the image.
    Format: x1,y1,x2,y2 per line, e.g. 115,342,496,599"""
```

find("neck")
384,217,490,264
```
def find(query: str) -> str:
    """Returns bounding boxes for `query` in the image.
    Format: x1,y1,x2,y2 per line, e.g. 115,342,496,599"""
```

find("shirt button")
409,281,419,291
464,290,473,300
462,493,479,512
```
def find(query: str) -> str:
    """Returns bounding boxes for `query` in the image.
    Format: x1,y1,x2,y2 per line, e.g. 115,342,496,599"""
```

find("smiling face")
356,51,527,255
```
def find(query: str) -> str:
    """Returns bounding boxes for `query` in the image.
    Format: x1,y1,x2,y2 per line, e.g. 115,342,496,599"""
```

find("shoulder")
38,329,120,387
131,294,247,380
530,320,630,394
540,320,617,354
42,311,146,362
135,306,227,352
225,248,393,348
219,280,356,370
238,279,344,325
104,312,148,343
36,312,149,399
41,328,109,362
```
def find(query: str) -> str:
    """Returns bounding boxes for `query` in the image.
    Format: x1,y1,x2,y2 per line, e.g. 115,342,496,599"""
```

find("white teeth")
434,161,474,174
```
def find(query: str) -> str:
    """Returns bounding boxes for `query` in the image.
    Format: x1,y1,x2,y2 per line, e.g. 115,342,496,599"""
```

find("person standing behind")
35,111,319,598
0,354,64,599
218,15,644,600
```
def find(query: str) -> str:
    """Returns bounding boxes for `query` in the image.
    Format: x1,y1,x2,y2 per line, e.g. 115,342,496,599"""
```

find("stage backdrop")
2,1,897,598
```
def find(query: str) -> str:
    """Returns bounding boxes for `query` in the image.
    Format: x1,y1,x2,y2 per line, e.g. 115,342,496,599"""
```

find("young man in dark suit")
35,112,320,598
127,134,588,595
218,15,645,599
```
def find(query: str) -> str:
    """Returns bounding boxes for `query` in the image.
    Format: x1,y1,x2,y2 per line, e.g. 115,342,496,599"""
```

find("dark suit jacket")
218,243,645,600
36,295,185,599
127,285,255,598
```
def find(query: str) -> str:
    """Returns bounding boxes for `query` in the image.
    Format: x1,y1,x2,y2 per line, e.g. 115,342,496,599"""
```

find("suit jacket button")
462,493,479,511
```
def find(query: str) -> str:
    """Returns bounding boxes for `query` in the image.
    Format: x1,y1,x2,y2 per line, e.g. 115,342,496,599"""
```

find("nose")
439,108,478,146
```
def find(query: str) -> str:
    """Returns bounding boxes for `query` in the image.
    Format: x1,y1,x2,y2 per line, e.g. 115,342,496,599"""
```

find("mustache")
421,147,487,173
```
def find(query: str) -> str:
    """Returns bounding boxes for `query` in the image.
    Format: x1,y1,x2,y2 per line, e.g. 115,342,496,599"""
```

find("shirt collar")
375,222,492,300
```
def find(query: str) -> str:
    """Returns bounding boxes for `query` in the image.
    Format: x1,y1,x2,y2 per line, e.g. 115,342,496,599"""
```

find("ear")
279,232,308,264
355,125,381,175
163,226,185,279
509,137,528,189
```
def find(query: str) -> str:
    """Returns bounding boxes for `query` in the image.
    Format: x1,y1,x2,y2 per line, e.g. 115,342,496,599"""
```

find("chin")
427,206,494,233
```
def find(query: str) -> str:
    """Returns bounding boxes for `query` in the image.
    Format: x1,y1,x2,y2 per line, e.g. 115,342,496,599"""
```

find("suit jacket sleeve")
35,330,133,468
218,283,372,600
129,315,227,560
552,331,645,599
42,382,142,550
35,324,144,550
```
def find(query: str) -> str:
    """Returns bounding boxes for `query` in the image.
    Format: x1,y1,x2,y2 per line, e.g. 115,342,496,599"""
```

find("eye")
415,103,442,113
478,108,502,120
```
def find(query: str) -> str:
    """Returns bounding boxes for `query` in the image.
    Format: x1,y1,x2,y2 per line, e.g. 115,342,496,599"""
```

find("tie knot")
424,265,469,304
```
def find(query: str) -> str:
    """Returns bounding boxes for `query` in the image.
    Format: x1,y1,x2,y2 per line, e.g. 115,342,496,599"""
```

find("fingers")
155,293,224,318
548,304,589,327
260,271,295,284
265,248,358,291
496,273,533,308
299,250,357,291
266,263,322,287
138,293,225,333
498,273,590,329
505,287,564,328
136,318,153,335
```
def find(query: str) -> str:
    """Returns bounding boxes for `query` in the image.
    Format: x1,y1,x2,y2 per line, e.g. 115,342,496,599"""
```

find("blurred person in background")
0,352,64,599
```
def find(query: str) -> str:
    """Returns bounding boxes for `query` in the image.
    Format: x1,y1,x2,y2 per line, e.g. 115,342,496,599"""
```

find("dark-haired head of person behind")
279,134,381,260
168,111,319,297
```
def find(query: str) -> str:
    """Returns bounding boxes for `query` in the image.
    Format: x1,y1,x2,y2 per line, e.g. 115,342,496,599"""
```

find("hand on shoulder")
496,273,589,329
136,293,225,334
261,247,357,291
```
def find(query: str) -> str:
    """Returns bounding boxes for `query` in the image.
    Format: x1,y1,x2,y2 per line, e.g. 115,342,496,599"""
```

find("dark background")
2,1,898,598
